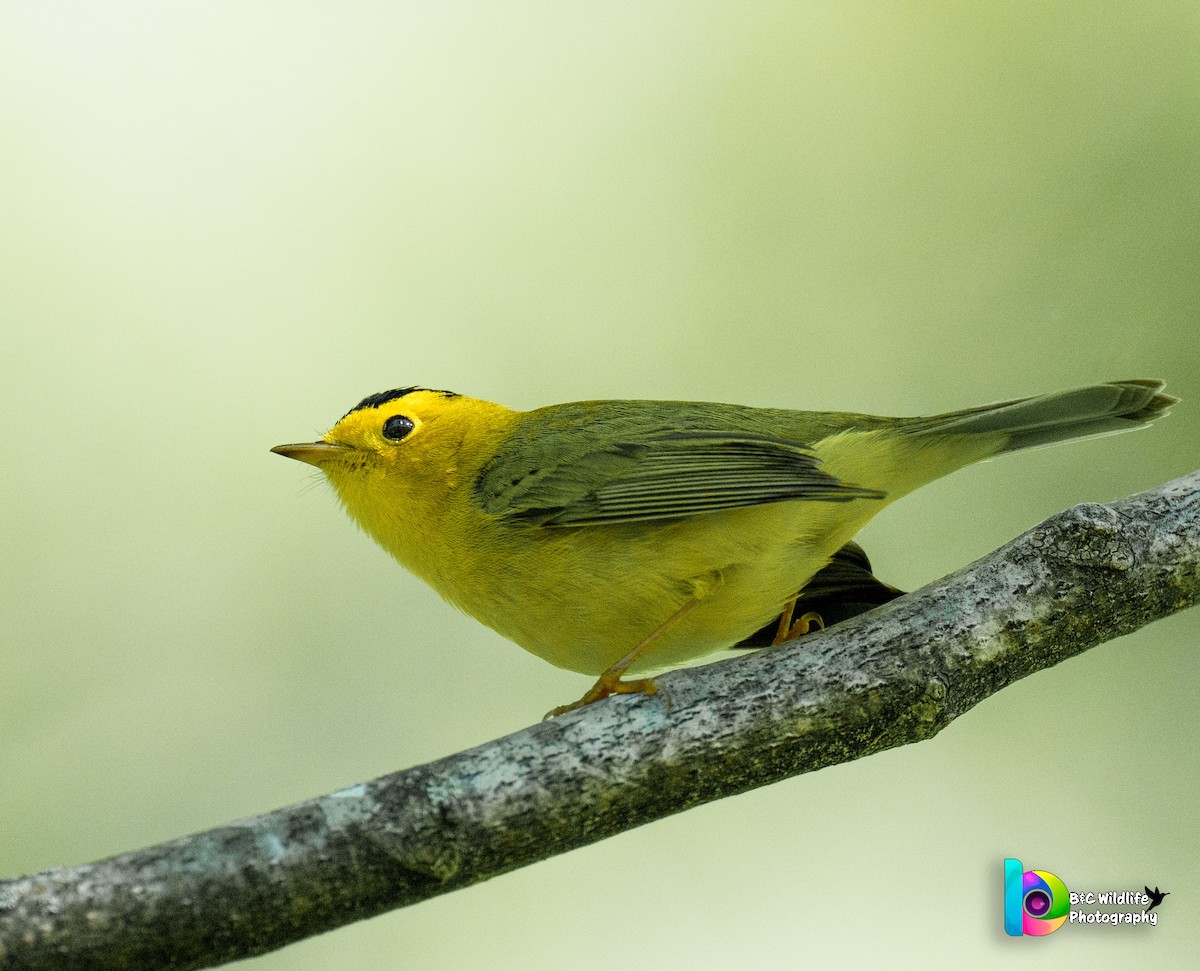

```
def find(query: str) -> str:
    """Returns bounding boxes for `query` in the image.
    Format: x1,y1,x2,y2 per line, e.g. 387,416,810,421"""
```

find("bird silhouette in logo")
1145,887,1169,913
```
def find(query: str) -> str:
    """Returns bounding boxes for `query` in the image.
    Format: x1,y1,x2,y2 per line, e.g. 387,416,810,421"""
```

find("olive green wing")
475,420,884,527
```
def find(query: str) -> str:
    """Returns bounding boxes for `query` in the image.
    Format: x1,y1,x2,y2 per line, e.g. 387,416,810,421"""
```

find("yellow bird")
273,380,1175,715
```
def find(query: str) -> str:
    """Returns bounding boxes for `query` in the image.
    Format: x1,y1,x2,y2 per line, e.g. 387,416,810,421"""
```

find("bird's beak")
271,441,347,468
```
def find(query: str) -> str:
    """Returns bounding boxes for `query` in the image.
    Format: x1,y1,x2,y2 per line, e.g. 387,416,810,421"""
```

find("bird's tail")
904,379,1177,454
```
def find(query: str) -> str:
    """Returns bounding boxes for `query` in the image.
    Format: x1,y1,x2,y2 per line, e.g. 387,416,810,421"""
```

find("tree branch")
3,471,1198,970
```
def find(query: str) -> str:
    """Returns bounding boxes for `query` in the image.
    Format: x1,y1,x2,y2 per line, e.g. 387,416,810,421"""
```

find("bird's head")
272,386,514,543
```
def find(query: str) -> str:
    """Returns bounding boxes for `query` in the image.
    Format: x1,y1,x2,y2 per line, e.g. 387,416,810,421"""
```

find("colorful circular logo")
1022,869,1070,935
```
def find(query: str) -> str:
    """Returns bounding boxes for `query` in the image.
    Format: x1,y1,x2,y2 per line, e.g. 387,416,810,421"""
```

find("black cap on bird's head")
341,387,460,421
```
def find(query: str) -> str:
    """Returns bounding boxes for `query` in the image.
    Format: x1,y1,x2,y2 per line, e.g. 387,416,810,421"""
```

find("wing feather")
477,424,884,527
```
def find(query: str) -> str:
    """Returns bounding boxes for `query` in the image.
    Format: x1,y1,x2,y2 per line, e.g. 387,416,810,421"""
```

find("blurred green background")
2,2,1197,968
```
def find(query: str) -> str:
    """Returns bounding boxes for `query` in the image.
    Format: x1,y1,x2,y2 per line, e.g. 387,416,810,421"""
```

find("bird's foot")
771,607,825,645
544,674,660,719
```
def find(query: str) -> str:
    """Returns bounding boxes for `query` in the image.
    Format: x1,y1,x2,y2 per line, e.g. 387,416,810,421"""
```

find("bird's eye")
382,415,415,441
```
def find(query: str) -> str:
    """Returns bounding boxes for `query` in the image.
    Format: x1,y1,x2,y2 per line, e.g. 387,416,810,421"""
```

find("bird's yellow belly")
439,497,885,676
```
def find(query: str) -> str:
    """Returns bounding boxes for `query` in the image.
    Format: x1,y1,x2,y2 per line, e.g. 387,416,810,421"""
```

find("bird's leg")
771,596,824,645
773,596,798,644
545,597,702,719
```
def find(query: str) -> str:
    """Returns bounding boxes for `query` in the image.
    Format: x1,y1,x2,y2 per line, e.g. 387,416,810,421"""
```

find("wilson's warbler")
273,380,1175,715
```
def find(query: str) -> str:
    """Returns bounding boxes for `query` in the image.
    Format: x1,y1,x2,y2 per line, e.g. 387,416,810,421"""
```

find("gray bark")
2,470,1198,970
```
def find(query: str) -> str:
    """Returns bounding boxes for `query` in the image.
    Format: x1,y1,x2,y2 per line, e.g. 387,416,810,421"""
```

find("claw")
544,675,660,719
772,597,824,645
783,610,824,640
